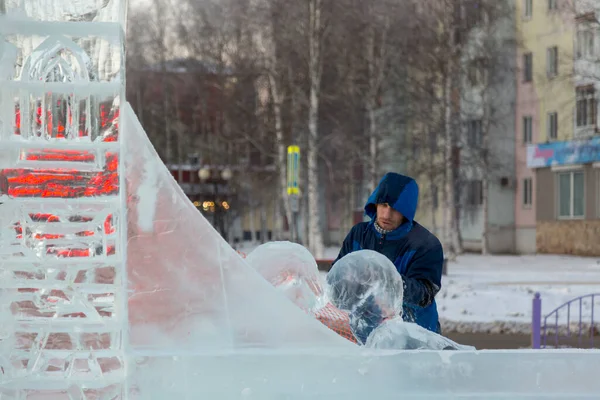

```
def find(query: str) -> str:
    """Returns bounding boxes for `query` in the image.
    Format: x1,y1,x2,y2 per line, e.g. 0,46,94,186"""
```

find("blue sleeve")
401,240,444,308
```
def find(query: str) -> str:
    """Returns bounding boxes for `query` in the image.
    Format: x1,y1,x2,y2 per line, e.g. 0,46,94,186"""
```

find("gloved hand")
348,294,384,345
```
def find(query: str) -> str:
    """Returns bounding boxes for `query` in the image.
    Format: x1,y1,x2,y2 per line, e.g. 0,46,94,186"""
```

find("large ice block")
128,350,600,399
123,104,351,352
0,1,127,398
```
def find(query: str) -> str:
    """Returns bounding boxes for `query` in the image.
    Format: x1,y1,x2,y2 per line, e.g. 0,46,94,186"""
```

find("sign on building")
527,137,600,168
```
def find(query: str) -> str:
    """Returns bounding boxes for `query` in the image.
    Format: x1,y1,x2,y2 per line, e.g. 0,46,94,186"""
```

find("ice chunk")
245,241,328,312
246,241,358,343
122,104,353,352
366,318,475,350
326,250,403,344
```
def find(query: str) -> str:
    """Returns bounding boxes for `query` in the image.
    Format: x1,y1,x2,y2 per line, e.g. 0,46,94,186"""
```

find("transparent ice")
1,1,600,398
0,1,125,397
366,319,475,351
326,249,473,350
245,241,328,313
326,250,404,344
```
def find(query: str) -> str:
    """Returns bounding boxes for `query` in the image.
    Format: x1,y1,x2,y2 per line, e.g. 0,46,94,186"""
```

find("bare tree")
128,0,522,255
305,0,326,257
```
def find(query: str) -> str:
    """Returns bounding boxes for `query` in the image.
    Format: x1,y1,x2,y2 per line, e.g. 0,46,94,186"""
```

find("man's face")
376,203,404,231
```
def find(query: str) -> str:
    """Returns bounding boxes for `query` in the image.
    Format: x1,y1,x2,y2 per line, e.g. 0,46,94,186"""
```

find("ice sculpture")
2,1,600,398
326,250,404,344
245,241,328,312
0,1,125,398
366,319,475,351
246,241,358,343
122,106,350,353
326,250,472,350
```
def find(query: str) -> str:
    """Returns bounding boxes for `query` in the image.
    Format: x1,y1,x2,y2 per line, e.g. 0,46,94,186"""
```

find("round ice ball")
366,318,475,351
325,250,404,344
245,241,327,312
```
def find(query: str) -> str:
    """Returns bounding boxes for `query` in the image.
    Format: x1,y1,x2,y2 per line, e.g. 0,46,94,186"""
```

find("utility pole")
287,145,300,243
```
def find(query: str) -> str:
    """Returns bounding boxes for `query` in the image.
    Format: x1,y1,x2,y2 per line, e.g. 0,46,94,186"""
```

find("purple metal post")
532,292,541,349
591,295,595,348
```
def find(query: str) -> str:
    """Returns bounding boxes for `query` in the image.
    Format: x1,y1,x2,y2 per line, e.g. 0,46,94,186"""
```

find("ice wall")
122,104,352,353
0,1,126,398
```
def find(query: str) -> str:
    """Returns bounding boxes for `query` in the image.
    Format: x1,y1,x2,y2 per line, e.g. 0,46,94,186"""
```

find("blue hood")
365,173,419,229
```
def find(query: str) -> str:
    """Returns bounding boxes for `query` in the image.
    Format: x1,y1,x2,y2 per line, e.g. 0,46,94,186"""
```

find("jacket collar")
369,219,413,240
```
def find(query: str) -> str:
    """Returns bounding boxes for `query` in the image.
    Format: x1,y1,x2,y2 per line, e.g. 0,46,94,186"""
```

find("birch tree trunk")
443,64,456,261
268,73,294,241
481,102,491,255
367,20,379,191
174,97,184,184
365,8,389,192
260,204,268,244
307,0,324,258
249,206,257,245
153,0,172,164
481,170,490,255
430,179,437,235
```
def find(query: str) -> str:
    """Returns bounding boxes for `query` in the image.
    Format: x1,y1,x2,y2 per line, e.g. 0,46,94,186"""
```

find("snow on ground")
235,241,600,334
436,254,600,334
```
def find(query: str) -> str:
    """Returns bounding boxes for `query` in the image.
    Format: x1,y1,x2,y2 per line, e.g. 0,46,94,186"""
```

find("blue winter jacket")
332,172,444,334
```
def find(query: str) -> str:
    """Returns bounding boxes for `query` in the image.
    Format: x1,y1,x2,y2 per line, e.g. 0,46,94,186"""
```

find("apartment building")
524,0,600,256
458,0,518,253
516,0,575,253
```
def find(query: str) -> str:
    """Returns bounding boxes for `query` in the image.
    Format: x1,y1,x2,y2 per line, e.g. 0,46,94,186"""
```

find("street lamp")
198,166,233,240
198,167,211,181
221,167,233,181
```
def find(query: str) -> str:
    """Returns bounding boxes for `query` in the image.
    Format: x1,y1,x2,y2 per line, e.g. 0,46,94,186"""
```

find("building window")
466,180,483,206
558,171,585,219
523,177,533,207
523,52,533,82
523,115,533,144
467,119,482,147
547,112,558,140
576,86,597,128
547,46,558,77
576,29,595,59
548,0,557,11
524,0,532,18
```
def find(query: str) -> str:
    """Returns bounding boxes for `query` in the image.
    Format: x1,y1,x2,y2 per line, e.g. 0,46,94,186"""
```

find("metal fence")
532,292,600,349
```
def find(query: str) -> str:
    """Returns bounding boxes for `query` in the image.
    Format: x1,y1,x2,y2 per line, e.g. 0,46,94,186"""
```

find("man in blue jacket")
331,172,444,333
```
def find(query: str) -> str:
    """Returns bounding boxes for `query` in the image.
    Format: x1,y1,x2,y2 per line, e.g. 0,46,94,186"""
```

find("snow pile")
436,254,600,334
